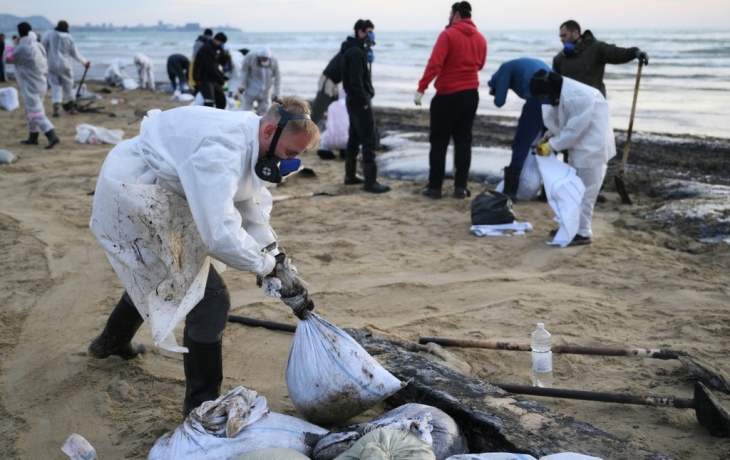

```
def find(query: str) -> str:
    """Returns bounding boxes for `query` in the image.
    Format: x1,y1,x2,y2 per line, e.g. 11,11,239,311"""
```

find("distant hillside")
0,14,54,33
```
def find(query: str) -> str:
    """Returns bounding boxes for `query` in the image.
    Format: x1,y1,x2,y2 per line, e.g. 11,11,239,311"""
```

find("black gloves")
636,51,649,65
272,253,315,319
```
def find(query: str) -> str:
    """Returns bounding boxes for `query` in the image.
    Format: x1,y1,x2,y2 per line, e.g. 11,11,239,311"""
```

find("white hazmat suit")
134,53,155,90
241,47,281,114
41,29,87,106
5,32,54,135
90,106,279,352
542,77,616,238
104,58,131,86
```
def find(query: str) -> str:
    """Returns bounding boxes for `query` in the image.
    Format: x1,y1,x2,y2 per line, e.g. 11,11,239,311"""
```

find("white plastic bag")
517,153,541,201
446,454,537,460
0,149,19,164
122,78,140,90
61,433,98,460
321,97,349,150
171,90,195,102
286,313,405,424
75,124,125,145
148,386,328,460
0,87,19,111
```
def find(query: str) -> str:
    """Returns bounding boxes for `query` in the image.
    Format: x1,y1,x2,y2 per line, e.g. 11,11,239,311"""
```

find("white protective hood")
542,77,616,169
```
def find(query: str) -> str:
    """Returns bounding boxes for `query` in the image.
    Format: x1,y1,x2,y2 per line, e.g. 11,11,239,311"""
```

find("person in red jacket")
415,2,487,199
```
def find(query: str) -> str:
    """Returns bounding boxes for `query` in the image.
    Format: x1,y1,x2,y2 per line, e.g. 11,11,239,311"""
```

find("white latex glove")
414,91,424,106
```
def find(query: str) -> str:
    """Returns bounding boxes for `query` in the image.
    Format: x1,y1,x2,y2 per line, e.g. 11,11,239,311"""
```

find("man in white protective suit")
41,20,90,117
5,22,60,149
241,47,281,115
529,69,616,246
87,95,320,417
134,52,156,90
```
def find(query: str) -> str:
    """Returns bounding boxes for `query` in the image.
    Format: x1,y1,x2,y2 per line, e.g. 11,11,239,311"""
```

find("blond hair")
262,95,321,150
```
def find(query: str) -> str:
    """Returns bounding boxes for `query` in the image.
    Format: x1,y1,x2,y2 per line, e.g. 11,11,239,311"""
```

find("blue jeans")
509,97,544,171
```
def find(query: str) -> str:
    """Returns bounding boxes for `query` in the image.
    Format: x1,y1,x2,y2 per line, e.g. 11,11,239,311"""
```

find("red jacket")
417,19,487,95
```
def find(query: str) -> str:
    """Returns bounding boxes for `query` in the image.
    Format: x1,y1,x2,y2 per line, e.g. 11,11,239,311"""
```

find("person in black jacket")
0,33,6,82
193,32,227,109
167,54,190,92
340,19,389,193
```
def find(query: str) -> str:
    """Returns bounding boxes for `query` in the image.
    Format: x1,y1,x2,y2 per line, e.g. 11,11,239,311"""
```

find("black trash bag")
471,190,515,225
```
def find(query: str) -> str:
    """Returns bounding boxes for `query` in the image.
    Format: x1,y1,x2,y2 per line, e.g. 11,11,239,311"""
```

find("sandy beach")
0,82,729,460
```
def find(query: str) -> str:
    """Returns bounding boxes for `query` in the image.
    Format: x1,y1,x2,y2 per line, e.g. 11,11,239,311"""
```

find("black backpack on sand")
471,190,515,225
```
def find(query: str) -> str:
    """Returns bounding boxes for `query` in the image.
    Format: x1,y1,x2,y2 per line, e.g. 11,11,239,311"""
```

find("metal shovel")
418,336,730,394
494,382,730,438
614,60,644,205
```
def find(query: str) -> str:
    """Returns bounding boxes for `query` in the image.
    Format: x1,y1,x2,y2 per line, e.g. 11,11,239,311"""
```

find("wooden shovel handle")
620,61,644,172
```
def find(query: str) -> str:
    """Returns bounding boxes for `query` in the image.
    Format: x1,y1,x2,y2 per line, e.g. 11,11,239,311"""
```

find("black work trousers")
427,89,479,190
197,81,226,110
345,97,377,164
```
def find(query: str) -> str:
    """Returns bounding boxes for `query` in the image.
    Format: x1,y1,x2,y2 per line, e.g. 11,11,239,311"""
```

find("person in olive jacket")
553,20,649,97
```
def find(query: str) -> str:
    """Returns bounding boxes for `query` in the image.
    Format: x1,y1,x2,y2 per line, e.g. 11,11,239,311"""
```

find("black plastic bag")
471,191,515,225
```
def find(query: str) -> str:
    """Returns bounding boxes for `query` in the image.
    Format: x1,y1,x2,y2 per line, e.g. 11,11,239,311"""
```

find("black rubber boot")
503,166,521,202
44,129,60,150
52,103,60,118
88,293,146,360
344,155,364,185
362,162,390,193
20,132,39,145
182,332,223,418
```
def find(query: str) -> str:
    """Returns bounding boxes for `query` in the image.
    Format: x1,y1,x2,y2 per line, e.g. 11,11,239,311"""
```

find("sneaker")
421,187,442,199
453,187,471,199
568,235,592,246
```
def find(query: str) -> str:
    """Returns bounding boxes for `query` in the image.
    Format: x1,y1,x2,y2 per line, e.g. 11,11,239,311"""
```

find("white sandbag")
148,386,327,460
314,403,468,460
321,97,349,150
0,149,19,164
232,448,310,460
0,86,19,111
540,454,603,460
286,312,405,424
517,153,541,201
535,154,585,247
61,433,98,460
75,124,125,145
334,428,436,460
73,84,103,100
122,78,140,90
190,92,204,106
446,454,537,460
171,90,195,102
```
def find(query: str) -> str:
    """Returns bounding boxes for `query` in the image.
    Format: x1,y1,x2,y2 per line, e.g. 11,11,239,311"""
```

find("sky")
3,0,730,32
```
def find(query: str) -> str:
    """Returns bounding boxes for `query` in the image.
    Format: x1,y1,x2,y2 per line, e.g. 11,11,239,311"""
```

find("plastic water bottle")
531,323,553,388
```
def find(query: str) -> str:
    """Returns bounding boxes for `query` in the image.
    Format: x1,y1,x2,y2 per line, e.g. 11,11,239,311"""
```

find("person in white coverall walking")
41,20,90,117
241,47,281,115
87,95,320,417
529,69,616,246
134,52,155,90
5,22,60,149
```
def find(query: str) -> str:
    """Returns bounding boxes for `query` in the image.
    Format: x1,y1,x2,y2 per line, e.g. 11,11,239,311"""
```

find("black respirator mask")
255,105,310,183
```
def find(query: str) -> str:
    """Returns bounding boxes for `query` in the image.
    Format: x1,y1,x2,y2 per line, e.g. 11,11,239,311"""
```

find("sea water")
6,28,729,139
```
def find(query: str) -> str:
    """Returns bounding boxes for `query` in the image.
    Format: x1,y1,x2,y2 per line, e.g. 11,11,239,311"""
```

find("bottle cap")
537,322,544,329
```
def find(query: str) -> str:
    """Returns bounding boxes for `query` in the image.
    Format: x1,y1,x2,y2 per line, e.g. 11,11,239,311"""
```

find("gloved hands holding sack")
534,140,552,156
261,253,315,319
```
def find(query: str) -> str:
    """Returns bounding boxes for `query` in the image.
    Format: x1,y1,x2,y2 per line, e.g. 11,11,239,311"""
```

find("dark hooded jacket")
552,30,638,97
193,40,225,86
340,36,374,106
